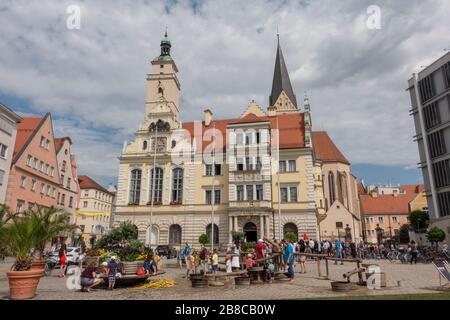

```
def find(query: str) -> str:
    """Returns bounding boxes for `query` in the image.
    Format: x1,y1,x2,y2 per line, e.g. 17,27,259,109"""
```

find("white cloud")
1,0,449,183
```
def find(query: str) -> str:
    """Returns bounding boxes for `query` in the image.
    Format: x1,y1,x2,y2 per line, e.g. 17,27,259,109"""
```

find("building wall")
362,214,409,244
5,116,60,212
56,139,80,221
76,187,114,246
409,52,450,245
0,106,21,204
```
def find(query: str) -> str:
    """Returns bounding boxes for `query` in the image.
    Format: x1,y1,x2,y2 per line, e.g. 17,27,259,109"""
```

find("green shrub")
198,234,209,245
284,232,298,242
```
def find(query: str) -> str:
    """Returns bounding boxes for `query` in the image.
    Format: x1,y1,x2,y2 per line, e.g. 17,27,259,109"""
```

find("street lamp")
345,224,352,243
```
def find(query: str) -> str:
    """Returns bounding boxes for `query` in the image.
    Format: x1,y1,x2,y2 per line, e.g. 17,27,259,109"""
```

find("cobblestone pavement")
0,258,447,300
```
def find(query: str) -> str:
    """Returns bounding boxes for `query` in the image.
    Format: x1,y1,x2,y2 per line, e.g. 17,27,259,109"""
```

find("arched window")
149,167,164,203
206,223,219,244
328,172,336,205
129,169,142,204
283,223,298,240
147,225,159,245
143,140,147,150
169,224,182,245
172,168,183,203
340,172,348,206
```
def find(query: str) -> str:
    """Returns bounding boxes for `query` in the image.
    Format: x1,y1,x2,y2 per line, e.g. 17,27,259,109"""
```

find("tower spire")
269,34,297,109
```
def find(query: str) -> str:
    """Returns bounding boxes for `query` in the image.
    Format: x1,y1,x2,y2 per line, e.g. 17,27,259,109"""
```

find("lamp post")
345,224,352,243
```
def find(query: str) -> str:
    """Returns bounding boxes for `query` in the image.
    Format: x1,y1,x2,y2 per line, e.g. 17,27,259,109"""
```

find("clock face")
151,137,167,153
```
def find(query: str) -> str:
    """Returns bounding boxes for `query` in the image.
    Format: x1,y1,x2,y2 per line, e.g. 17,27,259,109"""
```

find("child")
177,250,184,269
266,260,275,283
245,253,255,269
99,261,109,278
107,256,118,290
225,255,232,283
211,249,219,273
190,253,196,274
204,251,210,273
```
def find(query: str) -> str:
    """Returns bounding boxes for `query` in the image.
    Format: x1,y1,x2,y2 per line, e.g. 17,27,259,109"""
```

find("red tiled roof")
357,182,367,195
78,175,111,194
312,131,349,164
181,113,306,150
54,137,73,154
400,184,425,194
360,185,424,215
13,116,44,162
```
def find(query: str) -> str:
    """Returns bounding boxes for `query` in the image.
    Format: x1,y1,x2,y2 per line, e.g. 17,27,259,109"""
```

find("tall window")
246,185,254,201
129,169,142,204
288,160,296,172
206,224,219,244
279,160,287,173
237,185,244,201
256,185,263,200
172,168,183,203
0,143,8,158
205,190,221,205
328,172,336,204
169,224,182,245
149,167,163,203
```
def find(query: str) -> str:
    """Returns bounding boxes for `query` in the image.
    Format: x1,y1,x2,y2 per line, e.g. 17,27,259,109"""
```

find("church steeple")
153,30,173,62
269,34,298,111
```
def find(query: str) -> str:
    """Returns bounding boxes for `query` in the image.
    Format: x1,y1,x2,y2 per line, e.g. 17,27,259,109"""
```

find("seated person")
143,253,157,275
80,261,102,292
245,254,255,269
99,262,109,277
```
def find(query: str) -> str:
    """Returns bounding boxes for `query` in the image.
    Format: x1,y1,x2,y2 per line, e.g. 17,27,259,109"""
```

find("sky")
1,0,449,187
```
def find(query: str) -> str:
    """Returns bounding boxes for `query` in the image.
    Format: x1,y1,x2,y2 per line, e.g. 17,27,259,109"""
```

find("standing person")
264,238,281,271
298,239,307,274
266,260,275,283
225,255,233,283
58,245,67,278
211,249,219,273
143,253,157,275
255,239,266,260
443,243,448,256
334,240,344,265
199,245,207,273
107,256,118,290
80,261,102,292
409,240,418,264
285,239,295,282
308,239,315,254
322,240,330,256
231,244,241,271
177,249,184,269
350,242,357,259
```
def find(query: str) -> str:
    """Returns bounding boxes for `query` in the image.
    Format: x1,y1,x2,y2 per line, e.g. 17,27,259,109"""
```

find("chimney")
204,109,213,127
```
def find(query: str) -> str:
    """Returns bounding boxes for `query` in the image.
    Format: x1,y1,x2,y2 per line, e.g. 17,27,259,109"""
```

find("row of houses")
0,104,115,246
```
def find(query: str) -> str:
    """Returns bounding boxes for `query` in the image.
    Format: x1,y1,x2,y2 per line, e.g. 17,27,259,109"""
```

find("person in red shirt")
255,239,266,260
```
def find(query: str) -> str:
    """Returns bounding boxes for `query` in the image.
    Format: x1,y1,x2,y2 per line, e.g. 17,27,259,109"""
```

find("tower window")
143,141,147,150
160,65,164,68
158,87,164,95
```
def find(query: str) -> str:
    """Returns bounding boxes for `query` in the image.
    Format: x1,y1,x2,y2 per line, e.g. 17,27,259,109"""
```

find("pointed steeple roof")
269,35,297,108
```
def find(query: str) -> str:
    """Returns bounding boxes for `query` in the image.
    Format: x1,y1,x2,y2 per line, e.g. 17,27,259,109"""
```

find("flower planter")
7,269,44,300
30,259,47,270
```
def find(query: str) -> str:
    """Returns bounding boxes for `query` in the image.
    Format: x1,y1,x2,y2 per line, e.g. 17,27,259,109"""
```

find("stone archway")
243,222,257,242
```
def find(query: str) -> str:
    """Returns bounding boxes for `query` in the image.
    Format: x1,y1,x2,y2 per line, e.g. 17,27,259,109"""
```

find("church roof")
312,131,350,165
13,115,46,162
269,38,297,108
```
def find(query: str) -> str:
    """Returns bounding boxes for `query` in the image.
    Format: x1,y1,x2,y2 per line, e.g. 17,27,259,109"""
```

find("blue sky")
1,0,448,188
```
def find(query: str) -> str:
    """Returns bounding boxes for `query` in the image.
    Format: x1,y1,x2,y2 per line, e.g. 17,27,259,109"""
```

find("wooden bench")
101,271,166,287
203,270,248,282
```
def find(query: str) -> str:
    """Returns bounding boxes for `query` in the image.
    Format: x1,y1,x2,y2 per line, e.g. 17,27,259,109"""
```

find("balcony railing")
229,200,271,209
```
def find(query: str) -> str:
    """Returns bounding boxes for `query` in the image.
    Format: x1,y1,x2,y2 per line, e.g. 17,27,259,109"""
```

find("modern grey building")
408,52,450,245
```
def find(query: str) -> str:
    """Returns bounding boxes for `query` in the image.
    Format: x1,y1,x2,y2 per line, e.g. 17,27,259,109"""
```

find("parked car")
155,245,176,258
65,247,81,264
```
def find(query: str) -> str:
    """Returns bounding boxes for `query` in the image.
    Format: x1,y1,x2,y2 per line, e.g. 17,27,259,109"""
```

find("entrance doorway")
243,222,257,242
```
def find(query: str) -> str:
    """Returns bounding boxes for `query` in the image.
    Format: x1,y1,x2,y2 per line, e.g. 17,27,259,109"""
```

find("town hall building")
113,32,362,248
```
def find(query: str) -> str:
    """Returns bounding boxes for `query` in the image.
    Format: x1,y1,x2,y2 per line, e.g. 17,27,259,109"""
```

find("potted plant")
1,214,44,299
30,206,76,270
198,234,209,246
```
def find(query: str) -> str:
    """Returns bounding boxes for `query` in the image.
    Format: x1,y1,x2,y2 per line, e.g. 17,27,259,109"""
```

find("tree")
426,227,446,251
284,231,298,242
399,224,410,244
231,231,245,245
409,210,429,232
29,206,77,259
95,221,138,248
198,234,209,246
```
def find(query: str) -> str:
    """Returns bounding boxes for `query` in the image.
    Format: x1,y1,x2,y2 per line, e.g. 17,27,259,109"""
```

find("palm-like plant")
1,214,38,271
0,204,17,258
29,206,77,259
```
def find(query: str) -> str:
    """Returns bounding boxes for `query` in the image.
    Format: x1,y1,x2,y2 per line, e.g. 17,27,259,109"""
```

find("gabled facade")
5,113,61,212
55,137,80,222
114,33,359,248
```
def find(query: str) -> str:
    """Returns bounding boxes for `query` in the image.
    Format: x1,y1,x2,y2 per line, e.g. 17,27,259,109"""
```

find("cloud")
0,0,449,184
